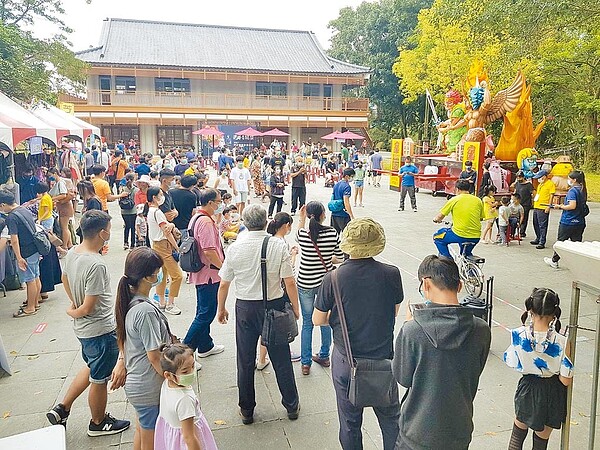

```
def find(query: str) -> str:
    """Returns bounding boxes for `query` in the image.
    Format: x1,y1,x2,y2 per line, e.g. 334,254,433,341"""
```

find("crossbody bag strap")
261,236,270,310
130,298,176,342
11,208,36,236
331,270,355,368
309,235,328,272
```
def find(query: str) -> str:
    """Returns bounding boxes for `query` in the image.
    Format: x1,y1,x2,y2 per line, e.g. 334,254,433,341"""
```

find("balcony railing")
66,90,369,112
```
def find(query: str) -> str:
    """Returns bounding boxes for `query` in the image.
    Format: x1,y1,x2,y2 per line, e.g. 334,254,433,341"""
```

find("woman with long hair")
146,186,183,315
115,247,170,450
48,167,74,249
78,180,102,212
544,170,588,269
295,201,343,375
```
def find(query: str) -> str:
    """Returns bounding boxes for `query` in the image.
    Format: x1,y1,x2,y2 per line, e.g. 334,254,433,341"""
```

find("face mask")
237,163,244,168
47,176,55,182
157,196,165,206
180,159,188,165
222,171,228,177
567,179,574,186
100,230,111,247
466,167,472,172
214,202,224,214
151,269,163,287
231,212,240,221
176,371,196,387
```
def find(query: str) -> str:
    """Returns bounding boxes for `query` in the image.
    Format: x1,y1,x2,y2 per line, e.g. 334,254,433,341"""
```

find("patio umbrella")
193,125,224,154
336,130,365,140
321,131,341,140
262,128,289,137
234,127,263,137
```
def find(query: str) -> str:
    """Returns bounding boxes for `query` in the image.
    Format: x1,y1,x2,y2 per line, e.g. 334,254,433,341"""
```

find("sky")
37,0,367,51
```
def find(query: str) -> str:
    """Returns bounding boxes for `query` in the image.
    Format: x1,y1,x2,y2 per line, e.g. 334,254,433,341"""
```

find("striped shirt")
296,227,344,289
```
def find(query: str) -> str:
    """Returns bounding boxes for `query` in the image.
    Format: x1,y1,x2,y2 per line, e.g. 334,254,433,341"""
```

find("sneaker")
530,240,539,245
87,413,130,437
256,358,270,370
544,257,559,269
413,208,418,212
123,244,129,250
46,403,69,426
197,344,225,358
165,304,181,315
290,352,301,362
398,208,404,211
288,403,301,420
536,244,545,250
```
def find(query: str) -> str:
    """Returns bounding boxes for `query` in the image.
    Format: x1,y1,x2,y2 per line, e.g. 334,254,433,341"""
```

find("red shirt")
188,211,224,285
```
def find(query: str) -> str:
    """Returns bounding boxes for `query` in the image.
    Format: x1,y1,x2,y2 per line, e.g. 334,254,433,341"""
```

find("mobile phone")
409,303,427,314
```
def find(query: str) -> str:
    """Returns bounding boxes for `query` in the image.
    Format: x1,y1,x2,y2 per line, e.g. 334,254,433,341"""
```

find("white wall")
140,124,156,154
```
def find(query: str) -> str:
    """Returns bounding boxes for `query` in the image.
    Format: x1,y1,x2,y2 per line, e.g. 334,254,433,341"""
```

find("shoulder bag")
11,208,51,256
119,188,135,210
574,187,590,217
331,270,396,408
260,236,298,347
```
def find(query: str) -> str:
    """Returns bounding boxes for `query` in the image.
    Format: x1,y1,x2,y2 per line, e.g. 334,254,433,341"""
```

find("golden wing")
485,71,525,124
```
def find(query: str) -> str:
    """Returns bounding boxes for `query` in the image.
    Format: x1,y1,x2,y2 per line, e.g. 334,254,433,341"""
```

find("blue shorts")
17,252,40,283
78,331,119,384
132,404,160,430
354,180,364,188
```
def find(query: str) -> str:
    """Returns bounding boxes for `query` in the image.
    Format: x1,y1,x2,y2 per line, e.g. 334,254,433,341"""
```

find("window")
303,83,320,97
255,81,287,97
101,126,139,148
99,75,111,91
115,76,136,93
155,78,191,94
157,126,193,148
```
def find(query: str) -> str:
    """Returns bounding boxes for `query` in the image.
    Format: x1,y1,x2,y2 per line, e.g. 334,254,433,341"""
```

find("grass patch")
587,172,600,202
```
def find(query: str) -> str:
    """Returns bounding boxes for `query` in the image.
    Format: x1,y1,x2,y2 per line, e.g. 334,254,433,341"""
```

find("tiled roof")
76,18,370,76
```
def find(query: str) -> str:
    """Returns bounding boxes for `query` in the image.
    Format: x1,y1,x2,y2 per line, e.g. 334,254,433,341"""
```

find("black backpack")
179,213,208,273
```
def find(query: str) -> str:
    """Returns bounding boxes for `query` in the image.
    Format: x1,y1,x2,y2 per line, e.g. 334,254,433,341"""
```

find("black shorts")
515,374,567,431
557,224,585,243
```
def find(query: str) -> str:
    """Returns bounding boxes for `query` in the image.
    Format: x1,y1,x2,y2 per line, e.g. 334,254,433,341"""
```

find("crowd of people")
0,136,590,450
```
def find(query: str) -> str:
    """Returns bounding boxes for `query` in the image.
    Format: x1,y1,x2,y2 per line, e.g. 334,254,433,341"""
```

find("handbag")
119,189,135,210
331,270,396,408
260,236,298,347
11,208,51,256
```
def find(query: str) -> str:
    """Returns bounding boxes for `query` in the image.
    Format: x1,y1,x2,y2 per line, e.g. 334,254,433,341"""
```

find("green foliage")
0,1,88,102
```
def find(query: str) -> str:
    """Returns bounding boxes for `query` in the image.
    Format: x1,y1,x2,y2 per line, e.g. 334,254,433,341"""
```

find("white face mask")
157,196,165,206
567,179,574,187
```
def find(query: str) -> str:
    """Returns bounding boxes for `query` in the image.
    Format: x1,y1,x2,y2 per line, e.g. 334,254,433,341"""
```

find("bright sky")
39,0,367,51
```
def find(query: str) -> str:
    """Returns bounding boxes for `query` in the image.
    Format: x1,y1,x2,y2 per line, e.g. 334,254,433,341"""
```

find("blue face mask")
151,269,163,287
214,202,224,214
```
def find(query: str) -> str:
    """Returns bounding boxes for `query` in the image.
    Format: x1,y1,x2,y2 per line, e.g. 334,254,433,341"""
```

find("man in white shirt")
229,156,252,214
217,204,300,425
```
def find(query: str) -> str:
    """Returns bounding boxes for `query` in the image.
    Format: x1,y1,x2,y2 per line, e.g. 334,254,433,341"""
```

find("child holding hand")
154,343,218,450
503,288,573,450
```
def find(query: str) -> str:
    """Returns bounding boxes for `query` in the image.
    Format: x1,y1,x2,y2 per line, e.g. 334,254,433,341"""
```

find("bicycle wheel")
462,262,484,298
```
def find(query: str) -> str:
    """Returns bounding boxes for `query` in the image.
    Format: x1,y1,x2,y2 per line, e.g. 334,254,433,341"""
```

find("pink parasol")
261,128,290,137
192,125,224,136
336,130,365,140
321,131,341,140
235,127,263,137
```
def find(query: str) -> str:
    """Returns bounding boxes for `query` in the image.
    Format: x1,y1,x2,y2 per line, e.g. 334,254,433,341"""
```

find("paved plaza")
0,171,598,449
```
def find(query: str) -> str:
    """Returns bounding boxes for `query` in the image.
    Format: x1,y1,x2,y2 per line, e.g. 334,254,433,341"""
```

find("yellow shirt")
92,177,111,211
533,179,556,209
483,195,498,220
243,157,250,168
184,167,196,176
440,193,485,238
38,193,53,221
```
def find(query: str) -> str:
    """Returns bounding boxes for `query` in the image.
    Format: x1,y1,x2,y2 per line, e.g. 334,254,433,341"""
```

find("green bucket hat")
339,218,386,258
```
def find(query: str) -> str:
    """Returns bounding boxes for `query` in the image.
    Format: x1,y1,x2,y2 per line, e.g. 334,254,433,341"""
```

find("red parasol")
192,125,224,136
234,127,263,137
321,131,341,140
261,128,290,137
336,130,365,140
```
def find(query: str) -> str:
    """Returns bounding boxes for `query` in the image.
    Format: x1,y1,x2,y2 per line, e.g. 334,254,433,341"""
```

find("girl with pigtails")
503,288,574,450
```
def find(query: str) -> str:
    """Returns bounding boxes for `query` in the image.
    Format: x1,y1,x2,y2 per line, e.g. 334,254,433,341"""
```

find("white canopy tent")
0,92,59,148
29,101,100,143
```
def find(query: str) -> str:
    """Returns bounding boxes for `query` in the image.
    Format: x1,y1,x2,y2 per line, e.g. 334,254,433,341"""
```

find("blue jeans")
298,286,332,366
433,227,479,259
183,281,220,353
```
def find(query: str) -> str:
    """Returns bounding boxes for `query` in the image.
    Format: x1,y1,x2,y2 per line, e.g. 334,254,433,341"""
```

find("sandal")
22,301,41,310
13,307,37,318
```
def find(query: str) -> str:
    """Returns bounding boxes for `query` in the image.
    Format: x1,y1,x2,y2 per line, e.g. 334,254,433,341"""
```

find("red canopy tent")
261,128,289,137
0,92,58,148
336,130,365,140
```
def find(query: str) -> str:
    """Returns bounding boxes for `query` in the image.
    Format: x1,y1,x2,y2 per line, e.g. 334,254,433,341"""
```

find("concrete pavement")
1,170,599,449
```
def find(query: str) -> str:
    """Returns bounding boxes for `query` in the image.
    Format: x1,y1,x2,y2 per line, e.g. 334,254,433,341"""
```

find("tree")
328,0,433,139
0,0,88,102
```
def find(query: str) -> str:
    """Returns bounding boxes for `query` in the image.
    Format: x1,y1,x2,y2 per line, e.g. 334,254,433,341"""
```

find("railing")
64,90,369,112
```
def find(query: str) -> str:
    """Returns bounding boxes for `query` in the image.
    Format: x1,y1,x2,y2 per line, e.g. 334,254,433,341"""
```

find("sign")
389,139,403,191
462,141,481,171
29,137,43,155
58,102,75,115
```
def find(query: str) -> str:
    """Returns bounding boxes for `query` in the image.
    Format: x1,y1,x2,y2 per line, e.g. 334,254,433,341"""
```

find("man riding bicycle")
433,179,485,258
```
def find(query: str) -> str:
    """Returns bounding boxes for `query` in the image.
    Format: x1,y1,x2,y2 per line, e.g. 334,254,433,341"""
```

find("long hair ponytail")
115,247,164,351
306,201,328,244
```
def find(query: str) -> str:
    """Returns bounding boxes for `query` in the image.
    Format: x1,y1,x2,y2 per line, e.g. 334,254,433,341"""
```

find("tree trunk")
585,111,600,171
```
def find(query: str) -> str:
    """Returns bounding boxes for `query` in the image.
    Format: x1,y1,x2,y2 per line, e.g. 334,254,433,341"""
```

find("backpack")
11,208,51,256
179,213,209,273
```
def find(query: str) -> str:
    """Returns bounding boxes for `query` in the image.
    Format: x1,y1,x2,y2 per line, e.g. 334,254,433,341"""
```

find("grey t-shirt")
124,297,171,406
63,249,115,339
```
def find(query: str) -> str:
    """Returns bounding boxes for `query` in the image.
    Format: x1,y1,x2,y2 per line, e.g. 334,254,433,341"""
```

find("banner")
29,137,43,155
58,102,75,115
389,139,403,191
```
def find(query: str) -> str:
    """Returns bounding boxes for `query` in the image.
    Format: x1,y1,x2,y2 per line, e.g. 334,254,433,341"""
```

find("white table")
0,425,66,450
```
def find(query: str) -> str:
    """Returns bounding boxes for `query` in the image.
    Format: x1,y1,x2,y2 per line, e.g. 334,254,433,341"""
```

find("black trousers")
332,348,400,450
521,205,532,236
399,186,417,210
291,187,306,213
533,209,550,245
331,215,351,234
122,214,136,247
235,298,299,414
552,224,585,262
268,196,284,216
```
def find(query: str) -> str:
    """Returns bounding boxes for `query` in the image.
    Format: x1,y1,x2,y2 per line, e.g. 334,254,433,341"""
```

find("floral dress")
250,159,265,196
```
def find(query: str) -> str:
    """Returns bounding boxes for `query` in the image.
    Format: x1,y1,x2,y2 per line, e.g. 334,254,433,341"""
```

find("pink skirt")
154,410,218,450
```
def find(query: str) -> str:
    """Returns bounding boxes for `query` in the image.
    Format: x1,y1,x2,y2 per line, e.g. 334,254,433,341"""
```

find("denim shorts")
132,404,160,430
17,253,40,283
354,180,364,188
78,331,119,384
